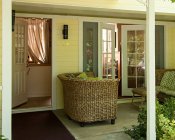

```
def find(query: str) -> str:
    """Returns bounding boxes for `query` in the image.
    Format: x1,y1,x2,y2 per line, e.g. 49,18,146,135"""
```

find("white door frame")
11,13,57,114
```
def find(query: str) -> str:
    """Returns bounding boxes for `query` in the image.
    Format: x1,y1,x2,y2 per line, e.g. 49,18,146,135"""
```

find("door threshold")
118,97,143,104
12,106,52,114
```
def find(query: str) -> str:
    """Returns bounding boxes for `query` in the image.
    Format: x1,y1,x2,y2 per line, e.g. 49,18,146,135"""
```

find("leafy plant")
125,98,175,140
170,0,175,2
124,107,147,140
0,135,7,140
158,114,175,140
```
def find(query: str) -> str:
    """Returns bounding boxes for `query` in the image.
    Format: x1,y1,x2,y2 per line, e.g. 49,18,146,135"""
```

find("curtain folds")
27,18,50,64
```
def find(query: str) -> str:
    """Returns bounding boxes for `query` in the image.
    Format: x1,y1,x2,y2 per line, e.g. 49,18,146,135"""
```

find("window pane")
83,22,98,76
127,42,135,53
102,42,107,53
128,77,136,88
108,42,112,53
102,29,107,41
127,31,135,41
108,30,112,41
136,42,144,53
136,30,144,41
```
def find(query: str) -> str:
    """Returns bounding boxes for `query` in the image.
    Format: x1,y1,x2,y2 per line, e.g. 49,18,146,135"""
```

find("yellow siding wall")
165,26,175,69
0,0,2,134
53,18,79,109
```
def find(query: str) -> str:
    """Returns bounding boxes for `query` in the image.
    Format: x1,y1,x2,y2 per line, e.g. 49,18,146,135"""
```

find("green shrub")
158,114,175,140
124,107,147,140
125,98,175,140
0,135,7,140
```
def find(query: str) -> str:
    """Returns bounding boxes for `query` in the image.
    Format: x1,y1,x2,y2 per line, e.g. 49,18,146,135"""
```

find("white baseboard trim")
12,106,53,114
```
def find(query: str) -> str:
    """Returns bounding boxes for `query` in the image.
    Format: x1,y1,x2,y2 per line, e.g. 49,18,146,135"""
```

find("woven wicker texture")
58,72,119,123
155,69,175,86
155,69,175,102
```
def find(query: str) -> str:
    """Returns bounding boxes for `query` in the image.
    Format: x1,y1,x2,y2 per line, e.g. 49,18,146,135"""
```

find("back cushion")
77,72,88,79
160,71,175,90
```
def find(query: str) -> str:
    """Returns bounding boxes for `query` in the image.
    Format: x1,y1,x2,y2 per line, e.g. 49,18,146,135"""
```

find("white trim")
98,22,102,78
16,13,55,18
2,0,12,139
146,0,156,139
164,25,168,68
0,86,2,91
12,106,52,114
12,1,175,15
78,20,83,72
51,17,57,110
16,13,175,26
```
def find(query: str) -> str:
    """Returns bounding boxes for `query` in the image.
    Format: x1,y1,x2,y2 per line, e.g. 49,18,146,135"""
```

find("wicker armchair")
58,72,120,126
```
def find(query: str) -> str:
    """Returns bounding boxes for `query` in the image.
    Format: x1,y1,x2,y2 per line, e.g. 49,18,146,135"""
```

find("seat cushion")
156,86,175,96
77,72,88,79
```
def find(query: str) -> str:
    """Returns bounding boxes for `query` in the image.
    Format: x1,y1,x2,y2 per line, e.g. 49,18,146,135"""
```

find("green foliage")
0,135,7,140
170,0,175,2
159,114,175,140
125,98,175,140
124,107,147,140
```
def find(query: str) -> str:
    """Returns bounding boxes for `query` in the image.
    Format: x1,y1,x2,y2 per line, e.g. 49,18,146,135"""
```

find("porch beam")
146,0,156,140
2,0,12,139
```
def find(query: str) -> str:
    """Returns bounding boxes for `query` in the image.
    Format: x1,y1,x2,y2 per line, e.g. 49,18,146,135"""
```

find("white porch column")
2,0,12,139
146,0,156,140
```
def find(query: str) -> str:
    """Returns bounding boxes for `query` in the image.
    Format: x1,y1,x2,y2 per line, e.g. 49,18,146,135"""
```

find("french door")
12,18,28,107
100,23,116,79
83,22,116,79
122,25,145,96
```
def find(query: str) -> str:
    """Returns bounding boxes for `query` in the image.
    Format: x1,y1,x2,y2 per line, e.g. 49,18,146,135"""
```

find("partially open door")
12,18,28,108
100,23,116,79
121,25,146,96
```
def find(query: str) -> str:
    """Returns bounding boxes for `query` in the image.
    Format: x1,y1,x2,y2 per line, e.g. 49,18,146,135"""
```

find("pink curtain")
27,18,50,64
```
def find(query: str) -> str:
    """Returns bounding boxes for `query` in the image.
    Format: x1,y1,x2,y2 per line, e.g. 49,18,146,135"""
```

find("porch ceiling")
13,2,175,22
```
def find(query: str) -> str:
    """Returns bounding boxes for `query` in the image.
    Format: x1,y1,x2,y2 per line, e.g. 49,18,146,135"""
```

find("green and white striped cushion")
160,71,175,90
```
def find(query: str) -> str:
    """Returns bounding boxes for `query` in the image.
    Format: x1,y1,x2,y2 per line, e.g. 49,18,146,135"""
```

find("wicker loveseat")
132,69,175,103
58,72,120,126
